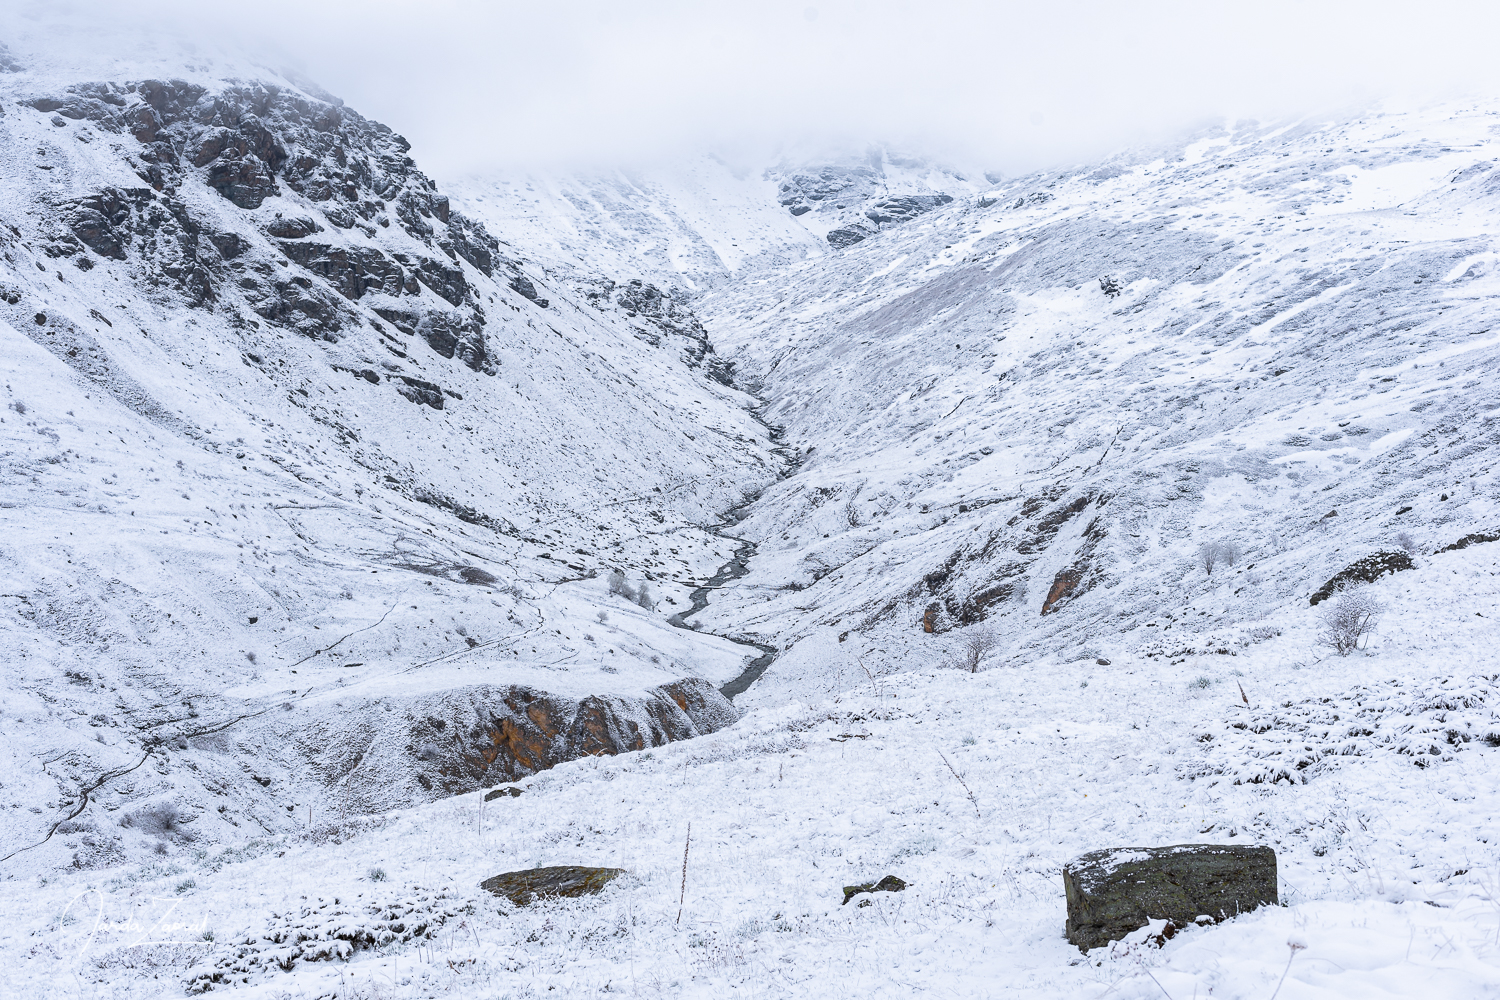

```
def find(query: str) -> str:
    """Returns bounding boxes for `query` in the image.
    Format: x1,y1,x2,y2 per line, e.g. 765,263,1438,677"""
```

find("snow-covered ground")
8,545,1500,997
2,17,1500,996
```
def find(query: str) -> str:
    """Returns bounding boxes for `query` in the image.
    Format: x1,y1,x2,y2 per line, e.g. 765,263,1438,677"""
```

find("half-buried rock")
481,866,625,906
1063,844,1277,950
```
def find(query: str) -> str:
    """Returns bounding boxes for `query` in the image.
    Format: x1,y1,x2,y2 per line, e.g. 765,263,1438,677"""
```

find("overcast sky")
15,0,1500,178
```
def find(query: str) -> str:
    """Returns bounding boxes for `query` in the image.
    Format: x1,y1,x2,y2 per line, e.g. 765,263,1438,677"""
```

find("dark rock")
508,272,548,307
1437,530,1500,554
606,279,718,367
483,786,522,800
445,212,499,276
1309,550,1413,606
207,157,279,209
842,875,907,905
360,677,743,803
480,866,625,906
826,226,870,249
262,214,324,239
459,566,498,585
278,241,409,300
1063,844,1278,951
373,306,494,375
863,194,953,225
395,375,445,410
66,187,152,260
1041,568,1080,616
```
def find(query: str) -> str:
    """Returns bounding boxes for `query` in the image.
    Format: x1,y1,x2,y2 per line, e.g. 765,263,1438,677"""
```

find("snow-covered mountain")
3,21,1500,997
448,147,979,294
490,107,1500,713
0,38,787,867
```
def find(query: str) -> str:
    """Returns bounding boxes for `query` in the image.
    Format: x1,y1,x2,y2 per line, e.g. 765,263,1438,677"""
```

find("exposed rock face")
864,194,953,225
585,278,733,382
1438,530,1500,554
21,77,518,372
771,160,967,250
1063,844,1278,951
480,866,625,906
842,875,907,905
294,677,739,812
826,225,872,249
1309,550,1414,606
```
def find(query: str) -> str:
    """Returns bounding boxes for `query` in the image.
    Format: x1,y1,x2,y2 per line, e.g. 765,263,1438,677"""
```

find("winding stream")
667,497,780,700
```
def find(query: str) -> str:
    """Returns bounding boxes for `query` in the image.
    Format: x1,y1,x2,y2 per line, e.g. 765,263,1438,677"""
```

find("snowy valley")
1,23,1500,1000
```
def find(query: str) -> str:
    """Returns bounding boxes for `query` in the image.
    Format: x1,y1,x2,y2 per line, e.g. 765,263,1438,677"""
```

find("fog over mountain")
13,0,1500,174
2,5,1499,998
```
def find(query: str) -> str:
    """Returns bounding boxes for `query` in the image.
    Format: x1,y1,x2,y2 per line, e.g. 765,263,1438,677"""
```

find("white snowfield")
1,17,1499,995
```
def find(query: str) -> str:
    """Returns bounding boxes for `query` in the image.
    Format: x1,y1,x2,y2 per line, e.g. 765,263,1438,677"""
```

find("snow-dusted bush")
636,583,654,609
120,802,195,843
1316,584,1384,656
959,625,998,673
1186,673,1500,785
1197,539,1240,576
1393,531,1419,555
186,887,469,992
606,569,637,601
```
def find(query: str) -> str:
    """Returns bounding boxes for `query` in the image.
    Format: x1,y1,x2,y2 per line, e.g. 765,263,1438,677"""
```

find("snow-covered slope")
0,41,784,869
686,104,1500,708
449,147,979,294
5,22,1500,995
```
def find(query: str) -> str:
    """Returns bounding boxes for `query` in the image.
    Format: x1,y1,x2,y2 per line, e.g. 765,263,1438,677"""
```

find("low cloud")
14,0,1499,178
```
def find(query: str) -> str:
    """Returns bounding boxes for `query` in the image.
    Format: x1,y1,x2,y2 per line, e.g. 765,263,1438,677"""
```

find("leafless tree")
960,625,999,673
606,568,636,601
1316,584,1384,656
1198,539,1241,576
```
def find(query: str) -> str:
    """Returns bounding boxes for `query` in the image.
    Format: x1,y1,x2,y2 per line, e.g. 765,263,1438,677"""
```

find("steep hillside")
684,104,1500,705
449,147,979,295
0,48,783,870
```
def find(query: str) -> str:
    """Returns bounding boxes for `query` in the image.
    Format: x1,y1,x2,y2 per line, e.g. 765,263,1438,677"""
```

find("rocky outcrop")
293,677,739,812
1063,844,1278,951
842,875,907,905
1437,530,1499,554
864,194,952,225
481,866,625,906
584,278,733,382
1309,550,1413,606
21,78,508,370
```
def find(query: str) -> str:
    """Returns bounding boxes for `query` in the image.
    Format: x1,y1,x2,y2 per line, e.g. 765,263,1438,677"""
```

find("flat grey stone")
480,865,625,906
1063,844,1277,950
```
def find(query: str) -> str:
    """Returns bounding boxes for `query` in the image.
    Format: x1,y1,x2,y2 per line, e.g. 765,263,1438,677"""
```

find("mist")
10,0,1500,178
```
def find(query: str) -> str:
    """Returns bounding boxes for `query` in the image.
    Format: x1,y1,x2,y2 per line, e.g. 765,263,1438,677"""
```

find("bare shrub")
1316,584,1384,656
843,497,860,529
120,802,195,842
1198,539,1241,576
960,625,999,673
636,584,654,609
606,569,637,602
1393,531,1419,556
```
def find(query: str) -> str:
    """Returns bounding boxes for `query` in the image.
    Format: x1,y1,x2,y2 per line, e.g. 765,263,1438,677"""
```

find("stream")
667,496,780,700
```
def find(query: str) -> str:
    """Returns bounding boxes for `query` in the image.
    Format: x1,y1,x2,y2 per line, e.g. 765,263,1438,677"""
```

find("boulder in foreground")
1063,844,1277,950
480,865,625,906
